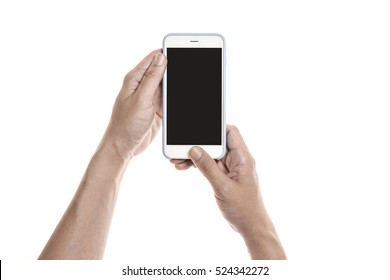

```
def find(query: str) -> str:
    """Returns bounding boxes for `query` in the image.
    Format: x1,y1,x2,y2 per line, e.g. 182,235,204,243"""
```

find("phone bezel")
162,33,226,159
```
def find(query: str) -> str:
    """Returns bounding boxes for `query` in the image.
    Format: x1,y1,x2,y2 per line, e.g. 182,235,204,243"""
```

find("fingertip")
189,146,203,161
170,159,186,164
174,164,183,170
174,161,193,170
153,52,166,66
226,124,241,139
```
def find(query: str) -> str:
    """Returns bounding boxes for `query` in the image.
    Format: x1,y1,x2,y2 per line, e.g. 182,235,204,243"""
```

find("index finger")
226,125,251,154
121,49,163,93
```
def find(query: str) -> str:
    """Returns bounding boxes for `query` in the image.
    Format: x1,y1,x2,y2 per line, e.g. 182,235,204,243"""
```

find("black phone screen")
166,48,222,145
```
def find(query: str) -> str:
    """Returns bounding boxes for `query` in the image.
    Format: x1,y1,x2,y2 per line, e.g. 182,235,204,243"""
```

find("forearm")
245,231,286,260
243,215,287,260
39,141,129,260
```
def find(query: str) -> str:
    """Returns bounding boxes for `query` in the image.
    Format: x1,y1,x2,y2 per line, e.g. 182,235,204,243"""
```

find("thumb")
134,52,167,103
189,147,228,188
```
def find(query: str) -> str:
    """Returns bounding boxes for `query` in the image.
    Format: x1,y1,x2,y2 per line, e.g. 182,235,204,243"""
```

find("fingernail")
189,147,202,160
153,53,165,66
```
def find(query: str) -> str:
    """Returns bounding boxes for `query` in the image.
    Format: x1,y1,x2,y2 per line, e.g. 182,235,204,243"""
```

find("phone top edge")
163,33,224,38
163,33,225,47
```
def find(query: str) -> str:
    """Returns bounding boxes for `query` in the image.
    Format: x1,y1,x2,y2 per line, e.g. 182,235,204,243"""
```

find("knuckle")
229,125,239,134
123,70,135,83
122,71,142,93
123,71,142,85
252,156,256,167
143,67,158,80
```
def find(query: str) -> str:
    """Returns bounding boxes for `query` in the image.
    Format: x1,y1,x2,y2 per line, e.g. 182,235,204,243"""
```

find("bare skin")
39,50,167,259
39,49,286,260
171,126,287,260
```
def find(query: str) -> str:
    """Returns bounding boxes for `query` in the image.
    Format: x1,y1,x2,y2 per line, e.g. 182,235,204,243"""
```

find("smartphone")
163,33,226,159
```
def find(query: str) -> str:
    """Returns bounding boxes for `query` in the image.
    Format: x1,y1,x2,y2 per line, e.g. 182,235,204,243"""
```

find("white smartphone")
163,33,226,159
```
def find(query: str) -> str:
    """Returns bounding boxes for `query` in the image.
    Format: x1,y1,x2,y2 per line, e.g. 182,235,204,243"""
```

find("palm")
132,114,161,156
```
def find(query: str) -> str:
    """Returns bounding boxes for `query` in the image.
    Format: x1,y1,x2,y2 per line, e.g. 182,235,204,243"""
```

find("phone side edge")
162,35,172,159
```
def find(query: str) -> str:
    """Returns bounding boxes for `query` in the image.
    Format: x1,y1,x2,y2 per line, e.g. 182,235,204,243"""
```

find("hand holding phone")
163,33,226,159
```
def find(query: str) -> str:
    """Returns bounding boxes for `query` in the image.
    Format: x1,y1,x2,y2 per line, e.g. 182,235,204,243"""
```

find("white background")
0,0,389,276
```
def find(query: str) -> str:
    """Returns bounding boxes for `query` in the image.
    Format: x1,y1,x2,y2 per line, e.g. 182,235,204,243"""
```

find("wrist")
79,137,130,195
241,220,287,260
98,135,134,164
